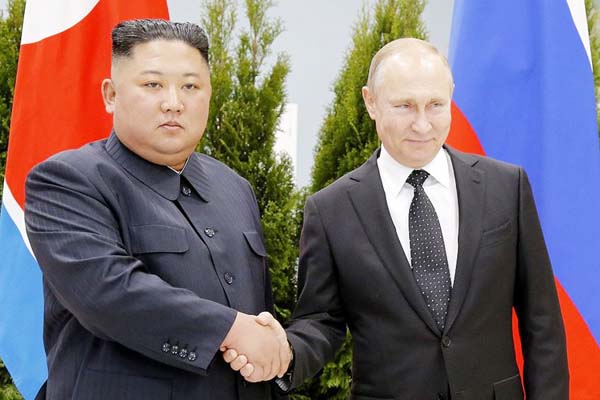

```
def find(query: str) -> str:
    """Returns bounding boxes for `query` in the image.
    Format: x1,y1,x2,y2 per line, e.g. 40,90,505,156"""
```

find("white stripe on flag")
2,182,35,259
567,0,592,68
21,0,99,44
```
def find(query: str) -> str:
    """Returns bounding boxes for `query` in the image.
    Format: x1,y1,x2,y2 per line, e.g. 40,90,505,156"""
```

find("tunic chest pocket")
243,231,267,257
130,225,189,254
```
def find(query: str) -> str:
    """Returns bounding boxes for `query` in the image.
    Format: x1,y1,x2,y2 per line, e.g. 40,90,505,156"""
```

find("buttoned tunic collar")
104,131,211,202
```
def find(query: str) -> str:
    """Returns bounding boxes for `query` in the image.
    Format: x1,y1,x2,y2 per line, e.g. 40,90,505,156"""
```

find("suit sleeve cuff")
274,341,295,393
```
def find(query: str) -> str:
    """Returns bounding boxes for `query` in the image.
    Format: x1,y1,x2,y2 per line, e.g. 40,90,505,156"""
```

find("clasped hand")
220,311,291,382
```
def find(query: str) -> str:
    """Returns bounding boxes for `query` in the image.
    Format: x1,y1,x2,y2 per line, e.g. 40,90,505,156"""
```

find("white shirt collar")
378,145,451,196
167,157,190,175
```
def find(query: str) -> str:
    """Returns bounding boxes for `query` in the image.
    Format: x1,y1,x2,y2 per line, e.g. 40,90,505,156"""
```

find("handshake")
220,311,292,382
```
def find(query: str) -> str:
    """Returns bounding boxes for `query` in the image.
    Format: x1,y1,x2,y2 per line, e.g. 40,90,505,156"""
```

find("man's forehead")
373,51,453,93
380,51,444,73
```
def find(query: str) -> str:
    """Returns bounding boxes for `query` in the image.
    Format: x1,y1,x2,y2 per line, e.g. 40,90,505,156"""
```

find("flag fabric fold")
0,1,169,398
449,0,600,398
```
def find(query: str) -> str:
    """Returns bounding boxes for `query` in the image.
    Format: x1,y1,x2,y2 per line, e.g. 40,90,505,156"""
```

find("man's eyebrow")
388,97,413,102
140,70,201,78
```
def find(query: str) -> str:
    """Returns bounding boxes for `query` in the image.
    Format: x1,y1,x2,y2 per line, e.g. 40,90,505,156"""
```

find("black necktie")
407,169,451,331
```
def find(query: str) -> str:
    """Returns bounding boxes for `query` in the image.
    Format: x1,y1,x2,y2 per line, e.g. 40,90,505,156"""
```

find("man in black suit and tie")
25,19,289,400
226,38,569,399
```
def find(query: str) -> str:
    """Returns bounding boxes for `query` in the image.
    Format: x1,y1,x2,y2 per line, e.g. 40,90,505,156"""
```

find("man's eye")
144,82,160,88
183,83,198,90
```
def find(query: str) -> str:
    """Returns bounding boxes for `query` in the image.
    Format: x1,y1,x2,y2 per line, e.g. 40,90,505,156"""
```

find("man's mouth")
160,121,183,129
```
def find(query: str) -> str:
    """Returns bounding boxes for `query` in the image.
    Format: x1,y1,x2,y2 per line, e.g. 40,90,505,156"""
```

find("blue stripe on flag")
450,0,600,343
0,204,47,399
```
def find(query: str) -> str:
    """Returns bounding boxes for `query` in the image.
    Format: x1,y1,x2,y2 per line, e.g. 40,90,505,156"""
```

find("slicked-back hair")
111,19,210,65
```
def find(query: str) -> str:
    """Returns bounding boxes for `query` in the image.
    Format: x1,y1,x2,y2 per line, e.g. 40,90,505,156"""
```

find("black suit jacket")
286,147,568,400
25,133,281,399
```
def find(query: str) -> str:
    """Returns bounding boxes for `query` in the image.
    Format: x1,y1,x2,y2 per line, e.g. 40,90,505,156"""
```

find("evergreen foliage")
201,0,300,321
0,358,23,400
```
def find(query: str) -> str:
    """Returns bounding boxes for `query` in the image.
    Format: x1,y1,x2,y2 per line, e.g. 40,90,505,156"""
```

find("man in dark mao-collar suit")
25,19,290,400
227,38,569,400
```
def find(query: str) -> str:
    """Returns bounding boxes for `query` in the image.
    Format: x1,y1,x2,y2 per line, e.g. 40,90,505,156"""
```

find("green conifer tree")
0,358,23,400
201,0,300,321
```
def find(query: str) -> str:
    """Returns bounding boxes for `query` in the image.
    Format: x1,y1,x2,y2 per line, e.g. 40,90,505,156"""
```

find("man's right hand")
220,312,291,382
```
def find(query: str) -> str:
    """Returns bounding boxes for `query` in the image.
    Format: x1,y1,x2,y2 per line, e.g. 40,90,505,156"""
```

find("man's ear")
101,78,116,114
361,85,376,120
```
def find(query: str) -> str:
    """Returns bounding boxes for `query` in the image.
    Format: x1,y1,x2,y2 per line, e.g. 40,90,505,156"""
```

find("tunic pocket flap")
130,225,189,254
243,231,267,257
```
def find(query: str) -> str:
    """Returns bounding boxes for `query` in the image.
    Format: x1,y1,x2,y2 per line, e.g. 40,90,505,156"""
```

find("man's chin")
401,146,436,165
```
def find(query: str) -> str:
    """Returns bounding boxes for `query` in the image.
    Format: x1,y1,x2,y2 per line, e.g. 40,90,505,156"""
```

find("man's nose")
412,109,432,133
160,88,184,113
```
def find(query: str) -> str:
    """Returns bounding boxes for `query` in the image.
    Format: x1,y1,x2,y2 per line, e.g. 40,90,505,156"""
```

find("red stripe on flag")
557,281,600,399
512,282,600,399
6,0,169,208
448,101,484,155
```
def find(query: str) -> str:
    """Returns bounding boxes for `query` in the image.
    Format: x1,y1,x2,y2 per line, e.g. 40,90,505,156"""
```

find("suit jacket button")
188,352,197,362
179,348,188,358
162,342,171,353
181,186,192,196
436,393,446,400
224,272,234,284
441,336,451,348
204,227,215,237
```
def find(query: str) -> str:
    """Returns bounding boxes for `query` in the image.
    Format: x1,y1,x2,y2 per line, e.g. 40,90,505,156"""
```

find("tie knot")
407,169,429,188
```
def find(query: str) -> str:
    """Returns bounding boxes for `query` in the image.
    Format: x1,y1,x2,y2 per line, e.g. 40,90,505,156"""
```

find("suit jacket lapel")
347,150,440,335
444,146,485,332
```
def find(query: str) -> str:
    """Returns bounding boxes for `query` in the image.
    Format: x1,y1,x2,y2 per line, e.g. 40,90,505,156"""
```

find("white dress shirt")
377,145,459,285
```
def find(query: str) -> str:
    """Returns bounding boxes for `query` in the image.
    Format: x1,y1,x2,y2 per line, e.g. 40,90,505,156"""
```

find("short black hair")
111,19,209,65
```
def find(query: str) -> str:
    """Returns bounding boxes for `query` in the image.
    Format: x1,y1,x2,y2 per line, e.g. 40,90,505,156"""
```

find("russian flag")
448,0,600,398
0,1,169,398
